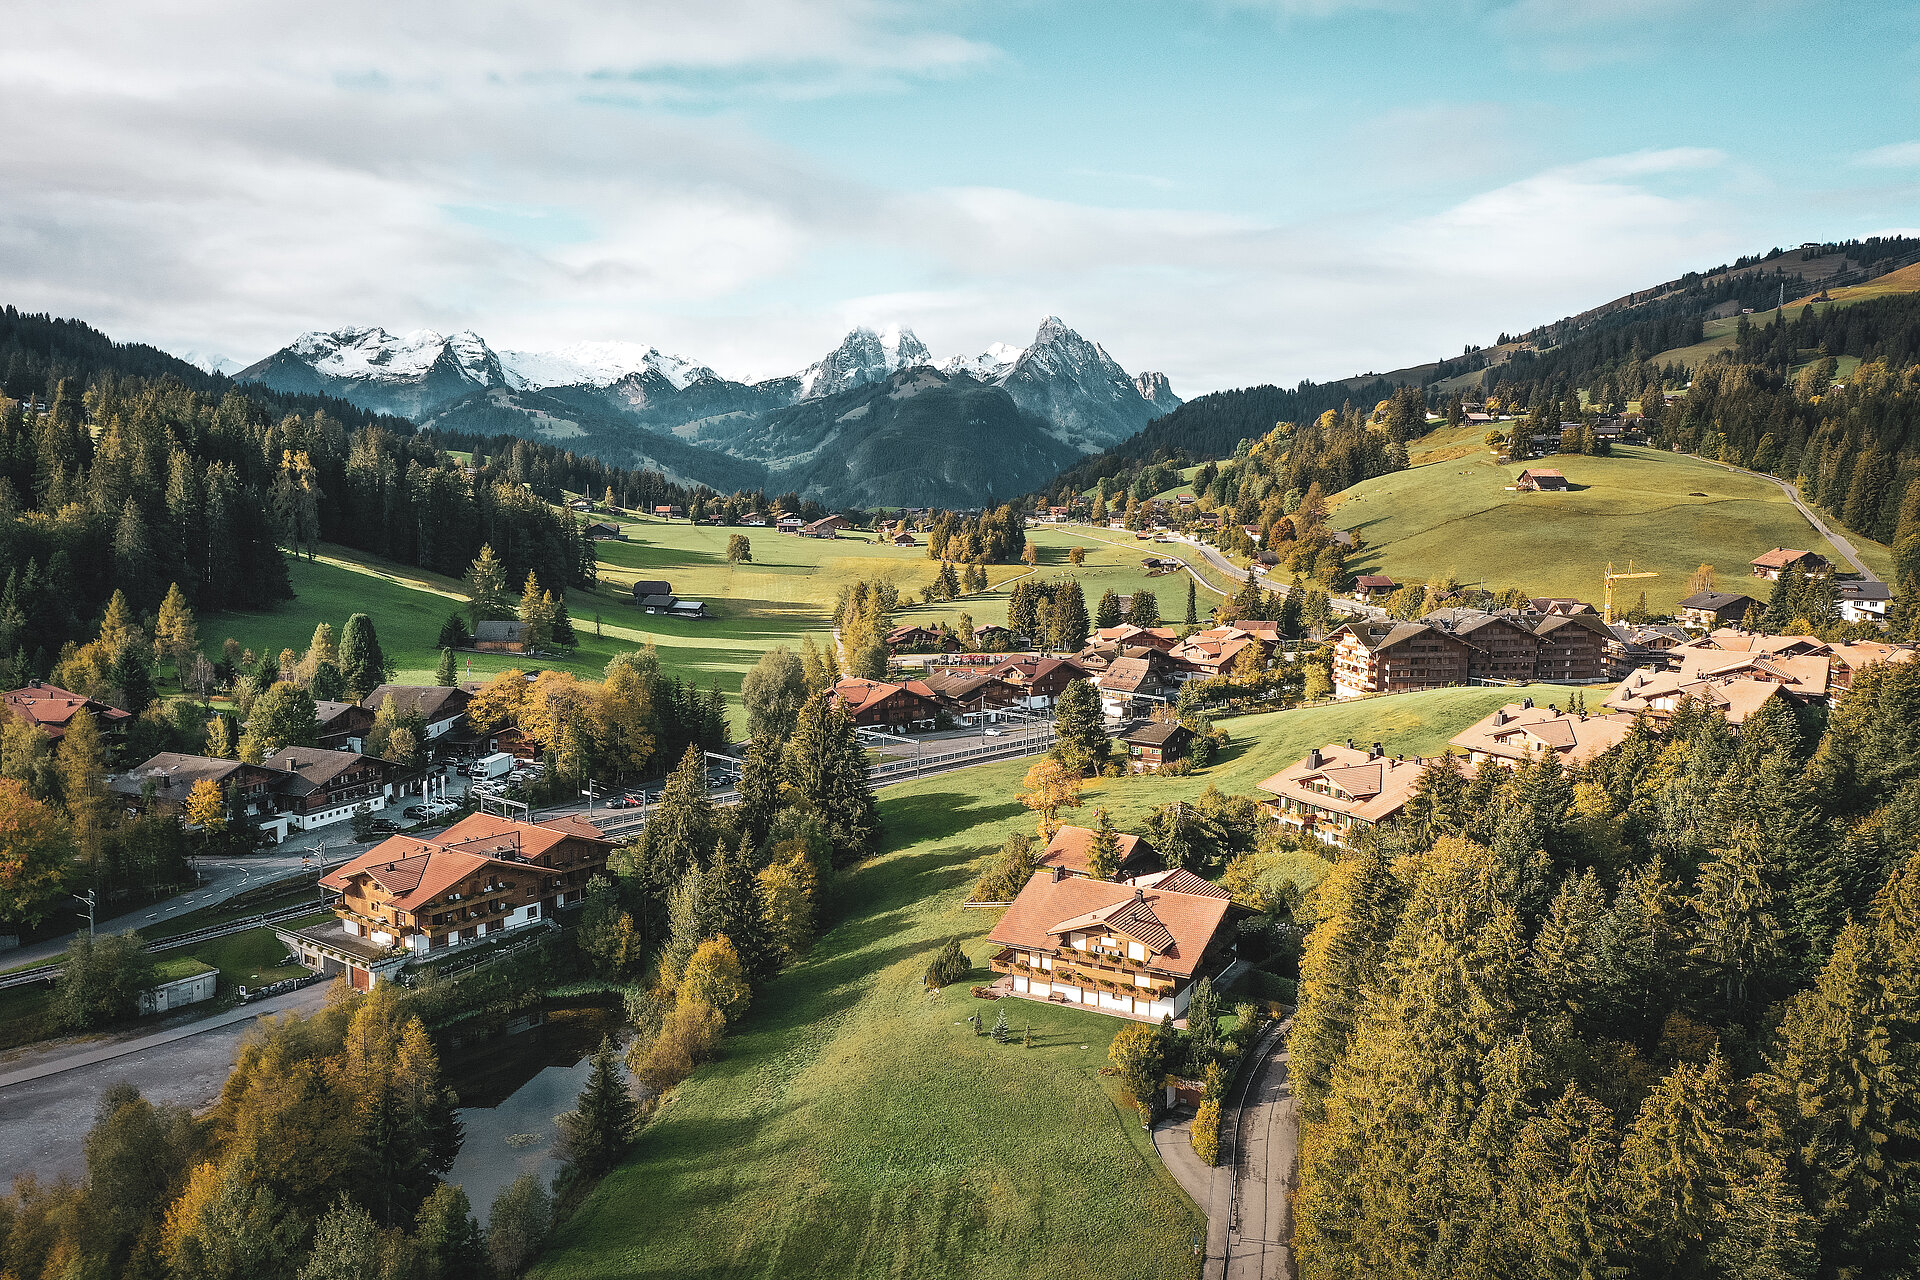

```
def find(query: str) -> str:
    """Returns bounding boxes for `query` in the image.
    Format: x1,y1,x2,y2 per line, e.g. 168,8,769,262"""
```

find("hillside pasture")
1329,445,1878,610
534,685,1559,1280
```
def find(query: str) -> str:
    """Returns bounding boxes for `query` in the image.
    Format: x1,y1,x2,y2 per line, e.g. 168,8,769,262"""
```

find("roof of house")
1038,824,1153,876
260,747,380,795
1330,620,1456,653
1125,868,1232,899
1751,547,1825,569
321,841,497,911
1448,702,1636,766
987,871,1234,977
1124,720,1192,747
1097,656,1163,695
919,670,1006,701
109,752,262,800
433,810,614,861
1827,640,1915,672
1354,574,1396,589
1840,580,1894,602
829,677,938,715
1604,672,1788,724
474,620,529,643
4,683,132,737
989,656,1090,684
312,700,367,730
630,580,673,596
1677,589,1760,612
1256,744,1436,825
1529,597,1594,615
359,684,470,720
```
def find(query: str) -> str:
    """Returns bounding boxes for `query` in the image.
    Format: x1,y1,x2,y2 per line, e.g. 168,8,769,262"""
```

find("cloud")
1853,141,1920,169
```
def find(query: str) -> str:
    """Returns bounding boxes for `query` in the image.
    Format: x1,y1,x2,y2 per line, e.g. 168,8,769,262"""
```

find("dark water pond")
441,1005,625,1217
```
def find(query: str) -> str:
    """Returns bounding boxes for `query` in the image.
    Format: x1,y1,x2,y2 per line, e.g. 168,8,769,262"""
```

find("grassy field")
1329,444,1888,609
179,923,318,989
534,685,1567,1280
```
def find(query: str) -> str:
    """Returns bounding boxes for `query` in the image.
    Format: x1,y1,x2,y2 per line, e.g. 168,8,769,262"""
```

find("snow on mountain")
176,350,242,377
937,342,1025,380
282,326,502,387
995,316,1180,450
794,324,933,399
500,341,716,392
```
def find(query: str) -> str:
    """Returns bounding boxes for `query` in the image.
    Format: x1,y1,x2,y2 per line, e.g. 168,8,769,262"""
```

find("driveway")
0,982,333,1183
1225,1033,1298,1280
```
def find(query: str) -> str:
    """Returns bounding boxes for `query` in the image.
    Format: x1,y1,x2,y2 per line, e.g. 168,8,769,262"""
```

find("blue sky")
3,0,1916,393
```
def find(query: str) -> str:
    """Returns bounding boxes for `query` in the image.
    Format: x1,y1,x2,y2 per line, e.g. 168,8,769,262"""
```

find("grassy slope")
1329,444,1887,609
1653,263,1920,371
534,685,1568,1280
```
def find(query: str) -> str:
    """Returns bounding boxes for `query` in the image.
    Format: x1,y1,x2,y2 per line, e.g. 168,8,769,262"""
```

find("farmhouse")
986,868,1238,1022
4,681,131,743
1449,699,1636,768
288,812,616,989
828,677,943,730
358,685,473,742
1839,580,1893,624
1677,589,1761,628
1257,743,1436,845
473,620,530,653
1516,468,1569,492
313,700,376,753
776,514,805,533
1750,548,1830,581
1121,720,1194,772
741,512,768,527
800,515,851,538
1036,824,1160,880
1095,654,1177,716
1352,574,1396,602
629,579,673,603
582,522,625,541
653,504,684,519
886,624,957,654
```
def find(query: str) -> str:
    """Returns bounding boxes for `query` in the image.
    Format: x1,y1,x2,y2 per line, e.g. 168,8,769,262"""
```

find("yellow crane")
1604,560,1658,624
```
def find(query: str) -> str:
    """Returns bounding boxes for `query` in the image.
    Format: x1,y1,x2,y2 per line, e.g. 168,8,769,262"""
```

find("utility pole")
72,890,96,937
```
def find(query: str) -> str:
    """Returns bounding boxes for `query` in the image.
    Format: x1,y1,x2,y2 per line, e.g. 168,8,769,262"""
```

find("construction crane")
1604,560,1658,624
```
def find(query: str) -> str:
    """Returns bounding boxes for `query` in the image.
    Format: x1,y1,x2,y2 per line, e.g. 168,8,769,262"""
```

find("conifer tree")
154,582,197,673
1185,575,1198,626
638,745,718,898
1085,808,1120,881
338,613,389,702
784,694,879,866
1618,1054,1737,1272
434,648,456,687
555,1036,638,1181
1049,579,1089,650
1050,678,1108,777
518,572,554,649
464,544,511,626
1095,589,1122,630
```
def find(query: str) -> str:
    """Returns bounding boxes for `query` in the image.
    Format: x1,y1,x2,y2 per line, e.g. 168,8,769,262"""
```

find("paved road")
1700,456,1881,581
1225,1032,1298,1280
0,982,333,1184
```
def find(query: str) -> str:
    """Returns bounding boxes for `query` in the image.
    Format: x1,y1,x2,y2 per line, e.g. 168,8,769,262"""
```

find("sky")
2,0,1917,395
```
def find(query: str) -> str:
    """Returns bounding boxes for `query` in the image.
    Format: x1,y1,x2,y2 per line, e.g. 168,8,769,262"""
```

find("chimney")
1135,887,1145,901
1522,696,1534,710
1307,747,1323,769
1053,865,1067,883
1345,738,1355,750
1494,708,1508,725
1371,741,1384,759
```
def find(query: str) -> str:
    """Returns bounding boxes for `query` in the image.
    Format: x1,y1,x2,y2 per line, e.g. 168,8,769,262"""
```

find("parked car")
404,806,427,819
369,819,400,833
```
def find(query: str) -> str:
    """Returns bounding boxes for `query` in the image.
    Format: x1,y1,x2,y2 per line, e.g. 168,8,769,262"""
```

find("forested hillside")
0,307,783,685
1291,665,1920,1279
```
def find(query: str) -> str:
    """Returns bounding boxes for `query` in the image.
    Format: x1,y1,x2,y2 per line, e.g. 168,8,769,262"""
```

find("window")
1128,941,1146,961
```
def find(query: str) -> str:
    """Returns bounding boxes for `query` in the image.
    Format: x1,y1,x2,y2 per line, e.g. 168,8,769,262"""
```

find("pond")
441,1004,626,1218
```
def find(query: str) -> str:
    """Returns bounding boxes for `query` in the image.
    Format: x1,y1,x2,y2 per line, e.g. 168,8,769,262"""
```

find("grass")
533,686,1568,1280
1653,263,1920,371
179,924,315,990
1329,444,1882,610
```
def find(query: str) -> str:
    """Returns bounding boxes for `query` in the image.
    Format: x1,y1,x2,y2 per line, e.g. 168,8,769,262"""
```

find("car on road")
369,819,400,833
984,728,1004,737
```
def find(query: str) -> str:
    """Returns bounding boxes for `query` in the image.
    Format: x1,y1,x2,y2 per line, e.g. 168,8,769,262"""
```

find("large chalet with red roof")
283,812,616,990
828,676,944,730
4,681,132,742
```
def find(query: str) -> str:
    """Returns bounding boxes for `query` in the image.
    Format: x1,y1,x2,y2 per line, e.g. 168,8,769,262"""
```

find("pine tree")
1049,579,1089,650
1618,1054,1738,1272
154,582,197,673
1095,589,1122,630
1689,835,1786,1020
1050,678,1108,776
434,648,456,687
1185,575,1198,626
465,544,511,626
784,693,880,867
518,572,554,649
1085,808,1120,881
555,1035,638,1181
338,613,389,701
708,836,778,984
57,707,111,880
637,745,718,897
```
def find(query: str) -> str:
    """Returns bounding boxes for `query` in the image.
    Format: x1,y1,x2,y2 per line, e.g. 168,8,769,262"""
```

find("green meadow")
1330,444,1890,609
534,685,1551,1280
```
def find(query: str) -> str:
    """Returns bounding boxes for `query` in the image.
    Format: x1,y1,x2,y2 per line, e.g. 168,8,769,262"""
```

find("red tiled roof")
1750,547,1825,569
1039,825,1153,876
987,871,1232,977
4,683,132,737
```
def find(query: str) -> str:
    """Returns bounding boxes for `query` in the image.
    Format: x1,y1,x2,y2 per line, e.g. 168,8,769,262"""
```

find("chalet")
639,594,707,618
800,515,852,539
971,624,1017,651
886,624,957,654
1677,589,1760,628
1090,624,1180,652
1827,640,1915,692
358,685,473,742
1606,622,1690,678
1257,743,1436,845
1528,611,1613,683
1036,824,1161,880
582,522,625,541
828,677,943,730
890,532,918,547
1516,468,1569,492
1241,525,1263,543
473,620,531,653
1352,574,1396,602
987,656,1092,708
109,754,284,825
741,512,768,527
567,499,592,512
287,813,616,989
1423,608,1540,682
1750,548,1830,581
1096,654,1177,717
1529,597,1596,617
919,670,1018,714
653,504,684,520
1046,506,1070,522
3,682,132,743
629,580,674,603
1328,621,1474,698
260,747,399,829
313,700,376,753
986,868,1238,1022
1167,629,1260,679
776,514,806,533
1448,699,1635,768
1122,720,1194,772
1839,580,1893,624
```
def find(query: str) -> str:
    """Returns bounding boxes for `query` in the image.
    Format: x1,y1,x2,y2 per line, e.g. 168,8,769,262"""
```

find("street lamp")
71,890,96,937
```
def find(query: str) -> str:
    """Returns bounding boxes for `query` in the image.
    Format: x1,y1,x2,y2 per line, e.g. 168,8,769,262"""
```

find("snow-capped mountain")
235,317,1179,504
177,350,243,377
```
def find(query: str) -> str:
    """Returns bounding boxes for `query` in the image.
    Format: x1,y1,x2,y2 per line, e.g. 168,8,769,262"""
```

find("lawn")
533,685,1568,1280
180,923,319,990
1329,444,1881,610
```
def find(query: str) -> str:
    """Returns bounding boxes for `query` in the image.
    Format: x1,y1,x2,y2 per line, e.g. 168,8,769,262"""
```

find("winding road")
1700,456,1881,581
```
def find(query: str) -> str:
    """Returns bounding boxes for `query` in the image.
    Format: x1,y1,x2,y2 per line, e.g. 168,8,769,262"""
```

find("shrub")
969,832,1037,903
925,938,970,988
680,936,751,1020
53,931,156,1030
1192,1097,1222,1165
628,997,725,1093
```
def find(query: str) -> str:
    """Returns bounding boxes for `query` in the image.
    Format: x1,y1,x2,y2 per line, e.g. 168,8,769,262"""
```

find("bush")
924,938,970,988
52,931,157,1030
1192,1097,1222,1165
969,832,1037,903
628,997,725,1093
486,1173,552,1277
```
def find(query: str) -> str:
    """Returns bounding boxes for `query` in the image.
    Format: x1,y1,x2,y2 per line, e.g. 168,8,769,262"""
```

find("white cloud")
1853,141,1920,169
0,3,1759,399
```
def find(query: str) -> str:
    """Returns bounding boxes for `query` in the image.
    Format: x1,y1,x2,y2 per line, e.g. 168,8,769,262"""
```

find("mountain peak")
796,324,933,399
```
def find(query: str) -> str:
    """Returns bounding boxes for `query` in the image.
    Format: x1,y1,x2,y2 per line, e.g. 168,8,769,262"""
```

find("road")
1700,455,1881,581
1224,1030,1298,1280
0,981,333,1183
